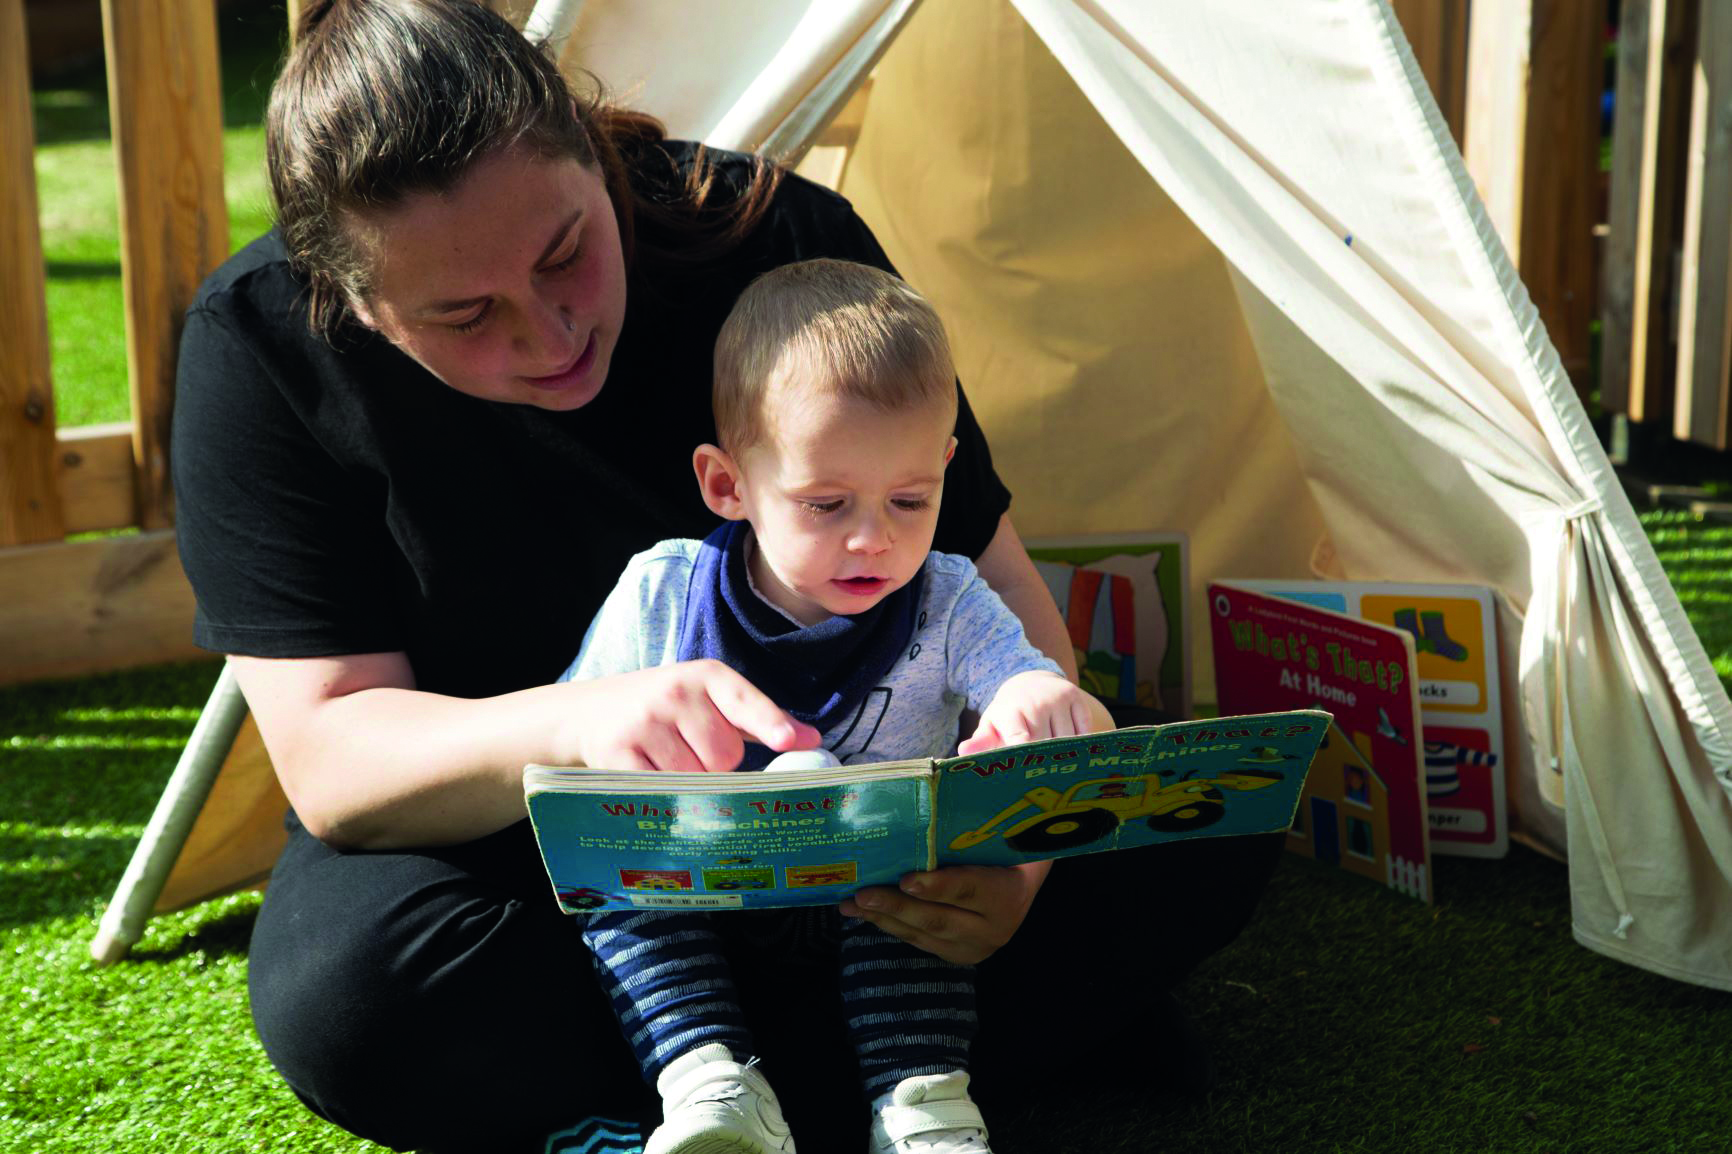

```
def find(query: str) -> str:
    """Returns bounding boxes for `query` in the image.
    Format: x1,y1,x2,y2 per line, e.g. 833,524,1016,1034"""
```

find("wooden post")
57,423,138,535
1602,0,1654,417
1464,3,1531,262
1673,0,1732,448
1621,0,1694,426
1465,0,1605,386
0,0,66,547
101,0,228,531
1390,0,1470,145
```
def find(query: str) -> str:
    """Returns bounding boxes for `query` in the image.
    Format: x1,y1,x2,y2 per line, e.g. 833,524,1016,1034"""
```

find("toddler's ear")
693,444,750,520
944,436,958,465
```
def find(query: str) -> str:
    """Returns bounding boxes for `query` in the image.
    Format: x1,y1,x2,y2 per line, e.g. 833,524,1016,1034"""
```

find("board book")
1025,532,1192,719
1224,579,1506,858
524,710,1327,913
1208,581,1432,901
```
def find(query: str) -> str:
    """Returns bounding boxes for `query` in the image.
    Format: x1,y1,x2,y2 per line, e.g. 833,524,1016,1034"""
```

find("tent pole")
90,662,250,965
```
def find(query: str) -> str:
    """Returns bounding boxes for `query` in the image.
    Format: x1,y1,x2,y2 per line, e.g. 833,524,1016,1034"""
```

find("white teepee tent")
568,0,1732,988
100,0,1732,990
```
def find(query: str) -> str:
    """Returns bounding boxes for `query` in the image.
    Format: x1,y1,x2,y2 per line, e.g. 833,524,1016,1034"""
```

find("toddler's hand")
959,671,1105,755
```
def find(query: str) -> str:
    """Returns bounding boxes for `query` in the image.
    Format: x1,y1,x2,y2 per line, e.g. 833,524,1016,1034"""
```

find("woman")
175,2,1277,1149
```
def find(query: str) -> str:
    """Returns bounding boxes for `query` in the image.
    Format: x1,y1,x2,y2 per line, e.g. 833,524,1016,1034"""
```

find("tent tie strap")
1518,491,1634,943
1558,496,1603,523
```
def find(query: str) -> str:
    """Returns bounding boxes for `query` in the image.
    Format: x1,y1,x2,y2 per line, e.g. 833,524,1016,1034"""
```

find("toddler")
562,258,1106,1153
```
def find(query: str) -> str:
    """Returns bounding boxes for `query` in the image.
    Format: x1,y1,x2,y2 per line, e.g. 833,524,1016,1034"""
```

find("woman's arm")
972,514,1078,681
232,652,818,851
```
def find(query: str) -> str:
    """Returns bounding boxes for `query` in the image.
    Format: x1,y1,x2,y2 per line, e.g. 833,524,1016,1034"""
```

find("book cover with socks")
523,710,1327,913
1208,581,1432,902
1223,579,1506,859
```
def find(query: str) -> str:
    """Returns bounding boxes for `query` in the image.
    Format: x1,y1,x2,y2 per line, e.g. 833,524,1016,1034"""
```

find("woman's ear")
693,444,750,520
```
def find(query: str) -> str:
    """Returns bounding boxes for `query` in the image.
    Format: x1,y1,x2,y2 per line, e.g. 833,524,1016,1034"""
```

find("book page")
931,714,1327,869
525,774,932,912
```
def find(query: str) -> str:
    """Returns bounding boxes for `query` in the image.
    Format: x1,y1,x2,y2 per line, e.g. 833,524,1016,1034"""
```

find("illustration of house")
1285,724,1393,890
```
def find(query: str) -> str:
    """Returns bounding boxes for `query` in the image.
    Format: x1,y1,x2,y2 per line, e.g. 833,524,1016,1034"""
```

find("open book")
524,710,1328,912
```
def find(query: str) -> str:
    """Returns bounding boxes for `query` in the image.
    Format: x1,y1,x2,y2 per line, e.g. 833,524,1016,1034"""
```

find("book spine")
926,763,939,871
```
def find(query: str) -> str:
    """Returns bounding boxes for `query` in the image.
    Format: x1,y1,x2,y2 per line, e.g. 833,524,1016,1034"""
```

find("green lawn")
1643,510,1732,691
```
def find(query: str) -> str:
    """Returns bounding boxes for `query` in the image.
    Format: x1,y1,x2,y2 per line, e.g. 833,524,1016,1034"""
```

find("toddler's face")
731,391,956,626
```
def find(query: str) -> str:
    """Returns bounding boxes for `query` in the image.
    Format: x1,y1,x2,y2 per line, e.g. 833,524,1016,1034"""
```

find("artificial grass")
4,660,1731,1153
1641,509,1732,693
0,662,359,1153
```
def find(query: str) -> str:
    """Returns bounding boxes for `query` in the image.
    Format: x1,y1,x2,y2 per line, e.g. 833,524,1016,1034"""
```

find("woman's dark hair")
267,0,782,336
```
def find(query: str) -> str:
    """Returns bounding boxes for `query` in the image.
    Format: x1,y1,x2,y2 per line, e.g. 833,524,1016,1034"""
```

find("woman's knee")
247,843,626,1147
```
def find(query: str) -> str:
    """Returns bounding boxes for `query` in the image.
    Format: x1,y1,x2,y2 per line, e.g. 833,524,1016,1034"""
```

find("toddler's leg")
584,910,794,1153
583,909,751,1080
840,918,990,1152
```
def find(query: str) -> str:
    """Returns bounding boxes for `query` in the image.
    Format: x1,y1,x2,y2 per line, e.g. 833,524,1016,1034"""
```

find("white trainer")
645,1042,797,1154
869,1071,991,1153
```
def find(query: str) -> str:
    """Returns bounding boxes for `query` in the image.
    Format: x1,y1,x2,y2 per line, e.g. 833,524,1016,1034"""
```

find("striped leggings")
582,909,974,1100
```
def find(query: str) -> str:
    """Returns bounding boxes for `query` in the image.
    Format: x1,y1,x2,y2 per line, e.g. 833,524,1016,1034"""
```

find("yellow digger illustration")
948,755,1290,855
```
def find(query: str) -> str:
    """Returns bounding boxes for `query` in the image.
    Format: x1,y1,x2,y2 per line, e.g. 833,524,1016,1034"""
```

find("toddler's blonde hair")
713,258,957,453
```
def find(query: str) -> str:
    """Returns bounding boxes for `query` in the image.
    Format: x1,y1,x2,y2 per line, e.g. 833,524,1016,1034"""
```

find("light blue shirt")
561,539,1063,764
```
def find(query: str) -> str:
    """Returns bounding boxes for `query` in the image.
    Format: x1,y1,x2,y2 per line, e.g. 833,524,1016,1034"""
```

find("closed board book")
1208,581,1432,901
524,710,1328,913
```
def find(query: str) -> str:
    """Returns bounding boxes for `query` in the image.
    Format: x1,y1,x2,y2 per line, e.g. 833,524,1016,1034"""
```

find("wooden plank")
0,0,66,547
1628,0,1695,426
155,713,288,914
1673,0,1732,448
102,0,228,531
57,423,137,535
1602,0,1654,415
1465,0,1606,384
1390,0,1470,144
1464,0,1531,262
0,530,201,687
1521,0,1605,383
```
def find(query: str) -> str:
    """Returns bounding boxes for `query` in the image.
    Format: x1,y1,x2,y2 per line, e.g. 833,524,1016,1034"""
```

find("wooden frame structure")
1461,0,1608,387
1,0,222,686
1602,0,1732,449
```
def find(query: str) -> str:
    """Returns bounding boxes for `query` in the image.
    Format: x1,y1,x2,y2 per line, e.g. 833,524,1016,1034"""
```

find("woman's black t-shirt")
172,142,1012,701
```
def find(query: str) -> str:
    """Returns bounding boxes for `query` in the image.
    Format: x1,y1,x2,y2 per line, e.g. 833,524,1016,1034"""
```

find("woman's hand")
959,670,1108,756
839,860,1052,964
558,659,821,773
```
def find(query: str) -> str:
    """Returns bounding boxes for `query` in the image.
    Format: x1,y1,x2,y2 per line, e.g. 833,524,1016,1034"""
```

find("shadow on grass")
3,745,190,828
0,824,141,931
128,902,260,965
45,259,122,280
